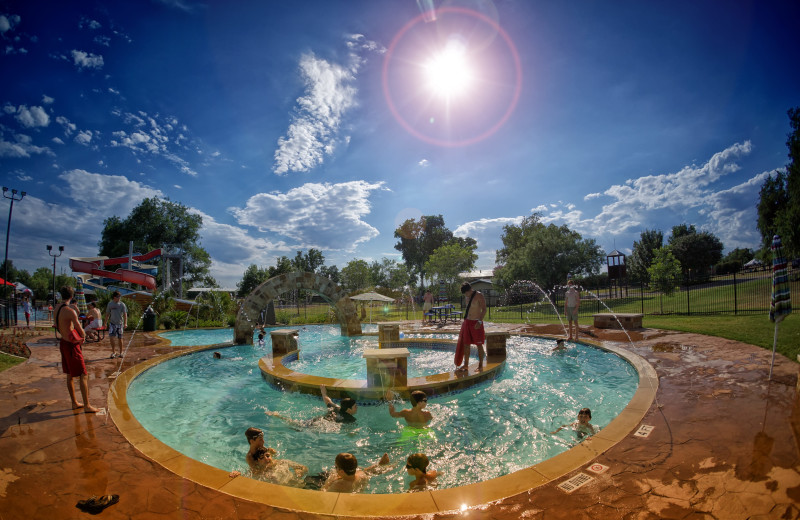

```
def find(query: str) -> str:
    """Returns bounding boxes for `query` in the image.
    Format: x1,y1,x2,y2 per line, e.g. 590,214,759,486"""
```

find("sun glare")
424,41,473,98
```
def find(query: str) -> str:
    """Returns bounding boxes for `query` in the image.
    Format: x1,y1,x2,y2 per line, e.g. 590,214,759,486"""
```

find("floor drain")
557,473,594,493
634,424,654,437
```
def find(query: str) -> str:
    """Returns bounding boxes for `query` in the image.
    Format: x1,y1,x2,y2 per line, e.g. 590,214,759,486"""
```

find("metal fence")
482,267,799,322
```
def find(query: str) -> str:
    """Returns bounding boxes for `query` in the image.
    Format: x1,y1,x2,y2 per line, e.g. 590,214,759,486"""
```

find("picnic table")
425,304,463,324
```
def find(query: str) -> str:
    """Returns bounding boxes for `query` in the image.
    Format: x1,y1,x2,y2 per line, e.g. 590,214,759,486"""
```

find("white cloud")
42,95,54,104
110,111,199,176
74,130,92,146
59,170,162,215
418,159,430,167
56,116,77,136
455,217,524,268
0,132,52,157
273,53,358,175
230,181,385,250
71,49,104,69
14,105,50,128
0,14,20,34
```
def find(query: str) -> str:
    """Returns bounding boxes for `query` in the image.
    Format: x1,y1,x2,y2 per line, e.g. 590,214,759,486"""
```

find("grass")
0,352,26,372
642,314,800,362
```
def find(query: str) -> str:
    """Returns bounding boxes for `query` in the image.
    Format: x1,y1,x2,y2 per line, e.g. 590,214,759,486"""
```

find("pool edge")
108,334,658,517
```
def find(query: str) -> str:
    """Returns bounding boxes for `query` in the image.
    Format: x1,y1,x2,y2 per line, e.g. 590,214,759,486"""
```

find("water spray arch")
233,272,361,344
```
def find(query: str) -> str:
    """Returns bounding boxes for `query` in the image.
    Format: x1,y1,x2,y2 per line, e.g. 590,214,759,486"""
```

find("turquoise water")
128,325,638,493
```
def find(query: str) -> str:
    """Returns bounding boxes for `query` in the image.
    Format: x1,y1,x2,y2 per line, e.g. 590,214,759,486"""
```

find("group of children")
230,381,598,492
229,386,440,492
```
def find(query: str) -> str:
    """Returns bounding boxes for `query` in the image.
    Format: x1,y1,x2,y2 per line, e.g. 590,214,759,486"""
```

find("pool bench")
592,313,643,330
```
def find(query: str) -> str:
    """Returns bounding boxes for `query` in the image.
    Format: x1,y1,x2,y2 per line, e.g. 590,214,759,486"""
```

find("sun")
423,41,473,99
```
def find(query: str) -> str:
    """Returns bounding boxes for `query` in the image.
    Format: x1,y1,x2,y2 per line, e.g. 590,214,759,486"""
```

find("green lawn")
0,352,26,372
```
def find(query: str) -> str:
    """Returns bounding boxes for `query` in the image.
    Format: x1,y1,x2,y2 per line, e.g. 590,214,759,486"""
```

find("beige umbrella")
350,292,395,323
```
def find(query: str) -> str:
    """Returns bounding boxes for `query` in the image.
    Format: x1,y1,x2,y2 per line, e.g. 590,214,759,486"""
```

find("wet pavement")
0,324,798,519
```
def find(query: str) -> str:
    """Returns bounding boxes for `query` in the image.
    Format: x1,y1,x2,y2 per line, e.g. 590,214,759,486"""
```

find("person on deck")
455,282,487,371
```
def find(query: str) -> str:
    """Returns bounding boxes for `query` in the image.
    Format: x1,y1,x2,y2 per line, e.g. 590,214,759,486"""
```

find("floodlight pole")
3,187,26,326
47,245,64,310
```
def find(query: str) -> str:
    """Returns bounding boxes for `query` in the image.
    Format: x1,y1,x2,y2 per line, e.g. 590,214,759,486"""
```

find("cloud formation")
230,181,385,250
71,49,104,69
110,110,199,176
272,34,384,175
10,105,50,128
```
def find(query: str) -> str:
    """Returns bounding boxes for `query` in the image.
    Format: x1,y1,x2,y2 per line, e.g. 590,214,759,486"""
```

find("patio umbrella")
350,292,395,323
0,277,15,286
768,235,792,380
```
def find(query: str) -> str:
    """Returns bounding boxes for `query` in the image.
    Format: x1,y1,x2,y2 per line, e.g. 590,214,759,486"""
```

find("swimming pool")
128,325,637,493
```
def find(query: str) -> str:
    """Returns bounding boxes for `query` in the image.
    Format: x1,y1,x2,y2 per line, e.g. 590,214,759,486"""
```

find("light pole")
3,187,26,326
47,245,64,311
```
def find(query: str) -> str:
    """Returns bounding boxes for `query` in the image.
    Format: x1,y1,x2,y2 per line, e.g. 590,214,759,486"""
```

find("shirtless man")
322,452,391,493
456,282,487,371
422,290,434,321
386,390,432,427
84,302,103,342
55,286,99,413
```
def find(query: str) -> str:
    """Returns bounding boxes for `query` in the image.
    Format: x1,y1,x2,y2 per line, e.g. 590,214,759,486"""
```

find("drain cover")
557,473,594,493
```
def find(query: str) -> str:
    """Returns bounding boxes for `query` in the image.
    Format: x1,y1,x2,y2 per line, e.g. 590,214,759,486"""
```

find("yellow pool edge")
107,335,658,517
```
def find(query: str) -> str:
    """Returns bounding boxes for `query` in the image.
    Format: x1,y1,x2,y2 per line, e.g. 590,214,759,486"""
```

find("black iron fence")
480,267,799,322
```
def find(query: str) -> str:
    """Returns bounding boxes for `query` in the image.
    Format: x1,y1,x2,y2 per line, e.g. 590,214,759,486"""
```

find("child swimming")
550,408,598,439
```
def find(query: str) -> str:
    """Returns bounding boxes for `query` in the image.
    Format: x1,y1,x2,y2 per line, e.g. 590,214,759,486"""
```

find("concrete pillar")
485,331,509,361
270,329,299,356
377,322,400,348
363,347,409,388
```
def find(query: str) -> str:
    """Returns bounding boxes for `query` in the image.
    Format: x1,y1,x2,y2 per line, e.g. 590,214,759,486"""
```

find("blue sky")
1,0,798,287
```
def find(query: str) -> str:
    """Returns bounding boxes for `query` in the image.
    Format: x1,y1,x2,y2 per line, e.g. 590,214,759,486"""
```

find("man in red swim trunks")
55,286,98,413
455,282,487,371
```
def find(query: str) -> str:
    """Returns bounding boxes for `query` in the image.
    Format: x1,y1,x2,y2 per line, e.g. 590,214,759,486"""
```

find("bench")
85,326,106,343
447,311,463,321
592,313,643,330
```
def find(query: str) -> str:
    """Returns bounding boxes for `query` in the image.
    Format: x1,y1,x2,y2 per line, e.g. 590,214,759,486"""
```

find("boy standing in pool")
386,390,432,427
322,452,391,493
455,282,486,371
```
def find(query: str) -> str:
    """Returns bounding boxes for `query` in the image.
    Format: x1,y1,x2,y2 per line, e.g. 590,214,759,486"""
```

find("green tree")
757,108,800,257
237,264,269,297
99,197,211,286
648,247,682,313
340,259,372,293
291,249,325,273
319,265,340,284
394,215,476,288
667,224,723,279
495,214,605,291
628,229,663,284
424,243,478,299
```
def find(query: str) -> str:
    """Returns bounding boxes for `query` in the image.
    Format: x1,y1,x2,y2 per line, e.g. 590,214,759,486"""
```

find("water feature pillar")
363,348,409,388
377,322,399,348
270,329,299,356
485,331,509,361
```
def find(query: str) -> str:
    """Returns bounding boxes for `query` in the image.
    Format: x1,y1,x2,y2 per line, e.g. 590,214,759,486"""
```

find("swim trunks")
108,322,123,338
565,305,578,321
455,319,484,366
59,338,87,377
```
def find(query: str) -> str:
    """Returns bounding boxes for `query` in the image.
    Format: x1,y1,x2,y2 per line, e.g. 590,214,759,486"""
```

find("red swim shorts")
59,339,87,377
460,319,485,345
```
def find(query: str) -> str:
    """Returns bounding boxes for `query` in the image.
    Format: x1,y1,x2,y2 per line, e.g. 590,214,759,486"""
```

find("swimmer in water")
386,390,432,427
405,453,439,491
552,339,567,352
322,452,391,493
550,408,598,439
228,427,307,486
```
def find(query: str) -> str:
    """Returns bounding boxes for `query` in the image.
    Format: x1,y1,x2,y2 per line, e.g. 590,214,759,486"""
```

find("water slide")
69,249,161,290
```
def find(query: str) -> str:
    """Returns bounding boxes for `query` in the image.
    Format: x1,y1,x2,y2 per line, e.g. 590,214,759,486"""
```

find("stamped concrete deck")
0,323,798,519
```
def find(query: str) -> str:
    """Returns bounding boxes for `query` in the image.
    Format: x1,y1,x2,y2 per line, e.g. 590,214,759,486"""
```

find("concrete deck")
0,323,798,519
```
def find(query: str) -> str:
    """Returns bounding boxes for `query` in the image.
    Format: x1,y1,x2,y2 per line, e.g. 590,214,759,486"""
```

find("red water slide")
69,249,161,290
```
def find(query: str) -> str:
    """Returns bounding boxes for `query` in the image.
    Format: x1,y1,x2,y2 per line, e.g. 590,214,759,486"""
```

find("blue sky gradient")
1,0,798,286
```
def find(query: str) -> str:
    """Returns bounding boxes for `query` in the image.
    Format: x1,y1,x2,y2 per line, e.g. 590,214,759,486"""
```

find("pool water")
128,325,637,493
